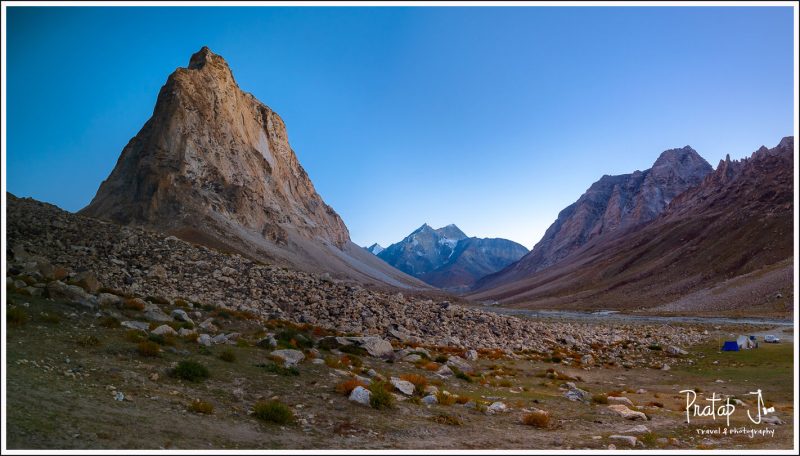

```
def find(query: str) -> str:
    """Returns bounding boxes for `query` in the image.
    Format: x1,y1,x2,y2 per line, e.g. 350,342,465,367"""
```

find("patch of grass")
648,344,662,351
7,307,28,327
99,316,120,328
324,355,341,368
148,333,176,346
125,330,146,343
400,373,428,394
146,295,170,305
410,350,431,360
336,378,368,396
219,349,236,363
434,354,449,363
188,399,214,414
639,432,658,447
38,312,61,324
451,366,473,383
431,413,463,426
592,394,609,404
172,360,210,382
522,410,550,428
253,400,294,424
257,361,299,376
76,335,101,347
174,299,189,307
136,340,160,357
455,395,470,405
436,390,456,406
423,361,440,371
340,354,363,368
275,328,313,349
368,381,394,410
123,298,145,311
499,379,513,387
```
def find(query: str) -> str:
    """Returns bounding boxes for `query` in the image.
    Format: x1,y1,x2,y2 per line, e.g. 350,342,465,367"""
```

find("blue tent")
722,341,739,351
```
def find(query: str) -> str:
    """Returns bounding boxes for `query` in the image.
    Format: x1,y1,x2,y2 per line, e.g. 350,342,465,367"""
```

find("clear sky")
5,6,795,248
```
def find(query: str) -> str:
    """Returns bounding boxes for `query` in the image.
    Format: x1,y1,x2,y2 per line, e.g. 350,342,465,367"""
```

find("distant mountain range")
366,224,528,291
470,137,794,317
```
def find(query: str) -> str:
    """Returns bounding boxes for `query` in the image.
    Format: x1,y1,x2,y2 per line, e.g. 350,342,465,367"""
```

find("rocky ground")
4,195,795,450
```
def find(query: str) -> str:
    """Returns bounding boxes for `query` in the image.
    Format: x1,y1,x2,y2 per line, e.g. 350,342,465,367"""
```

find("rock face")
470,137,793,315
376,224,527,291
475,146,712,288
79,47,424,290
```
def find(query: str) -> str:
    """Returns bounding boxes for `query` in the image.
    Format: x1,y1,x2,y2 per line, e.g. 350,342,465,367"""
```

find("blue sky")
5,6,795,248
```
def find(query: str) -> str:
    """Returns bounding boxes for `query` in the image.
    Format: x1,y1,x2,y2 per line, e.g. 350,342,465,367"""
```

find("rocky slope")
79,47,423,290
479,146,712,288
376,224,528,290
470,137,794,316
7,193,706,355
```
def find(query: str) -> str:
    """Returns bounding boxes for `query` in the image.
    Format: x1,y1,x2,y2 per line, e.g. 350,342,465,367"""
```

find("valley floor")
5,292,794,450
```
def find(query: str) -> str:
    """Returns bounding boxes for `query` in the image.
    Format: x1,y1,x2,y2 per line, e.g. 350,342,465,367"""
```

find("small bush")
188,399,214,414
99,316,120,328
452,367,473,383
77,335,101,347
410,350,431,360
275,328,313,349
336,378,368,396
423,362,440,371
219,349,236,363
648,344,662,351
499,379,513,388
137,340,160,357
592,394,609,404
341,354,363,368
369,381,394,410
257,361,299,376
148,333,176,346
455,395,470,405
253,400,294,424
324,355,340,368
431,413,462,426
639,432,658,447
174,299,189,307
522,410,550,428
123,298,145,311
125,330,146,343
7,307,29,327
173,360,210,382
436,390,456,406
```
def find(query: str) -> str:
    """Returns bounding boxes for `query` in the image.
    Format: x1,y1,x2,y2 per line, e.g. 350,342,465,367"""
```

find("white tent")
736,335,755,350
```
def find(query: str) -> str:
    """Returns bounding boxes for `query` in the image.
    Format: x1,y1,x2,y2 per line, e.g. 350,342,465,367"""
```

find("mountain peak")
187,46,224,70
435,224,468,240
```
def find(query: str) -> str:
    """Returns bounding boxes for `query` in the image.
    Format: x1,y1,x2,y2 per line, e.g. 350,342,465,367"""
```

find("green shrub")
257,361,299,376
434,355,449,363
648,344,662,351
219,349,236,363
275,328,313,349
253,400,294,424
173,360,210,382
7,307,28,327
452,367,473,383
368,381,394,410
592,394,609,404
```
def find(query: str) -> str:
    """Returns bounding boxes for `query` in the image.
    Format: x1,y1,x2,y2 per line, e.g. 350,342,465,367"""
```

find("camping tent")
722,341,739,351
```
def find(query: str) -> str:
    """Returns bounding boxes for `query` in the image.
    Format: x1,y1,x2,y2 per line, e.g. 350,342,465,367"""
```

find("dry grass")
336,379,368,396
136,340,160,357
430,413,463,426
7,307,29,327
400,373,428,392
188,399,214,414
436,391,456,406
592,394,609,404
521,410,550,428
123,298,145,311
455,395,470,405
423,362,440,372
76,335,101,347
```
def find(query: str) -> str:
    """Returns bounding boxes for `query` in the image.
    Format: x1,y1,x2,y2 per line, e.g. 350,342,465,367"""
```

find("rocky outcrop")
476,146,712,290
79,47,424,289
376,224,528,290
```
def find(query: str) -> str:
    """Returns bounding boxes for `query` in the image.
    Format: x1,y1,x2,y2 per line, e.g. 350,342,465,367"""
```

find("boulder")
147,265,168,281
197,334,212,346
403,354,422,362
564,387,592,403
608,404,647,421
98,293,123,308
171,309,194,326
143,303,172,322
349,386,371,406
436,364,454,377
666,345,688,356
271,349,305,367
626,425,650,434
421,395,438,405
151,325,177,336
121,320,150,332
446,355,472,372
581,354,595,365
608,396,635,407
345,337,394,358
46,281,97,310
73,271,101,293
212,334,229,345
178,328,197,337
487,401,508,414
390,377,415,396
257,335,278,348
609,435,638,447
465,349,478,361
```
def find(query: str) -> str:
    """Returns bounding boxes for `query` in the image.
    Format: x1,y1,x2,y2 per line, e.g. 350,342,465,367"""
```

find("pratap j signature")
679,388,775,426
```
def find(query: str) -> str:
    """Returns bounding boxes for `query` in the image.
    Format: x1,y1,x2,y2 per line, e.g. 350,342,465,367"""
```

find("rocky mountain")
470,137,794,317
475,146,713,288
376,224,528,291
364,243,384,255
80,47,425,289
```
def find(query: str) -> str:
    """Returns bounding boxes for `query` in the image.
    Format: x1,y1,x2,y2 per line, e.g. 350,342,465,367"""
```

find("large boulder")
151,325,177,336
73,271,101,293
171,308,194,326
98,293,123,308
446,356,472,372
271,349,305,367
143,303,172,322
487,401,508,414
390,377,415,396
344,337,394,358
45,281,97,310
564,386,592,403
349,386,371,406
121,320,150,332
